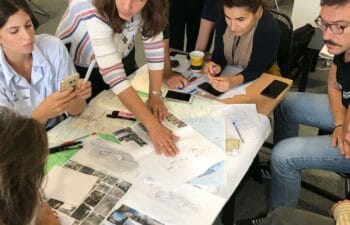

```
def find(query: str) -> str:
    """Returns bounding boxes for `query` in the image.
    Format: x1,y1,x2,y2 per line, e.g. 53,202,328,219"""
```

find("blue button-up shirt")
0,34,76,128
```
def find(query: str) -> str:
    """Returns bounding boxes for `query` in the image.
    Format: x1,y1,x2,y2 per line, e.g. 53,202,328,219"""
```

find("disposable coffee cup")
189,50,204,71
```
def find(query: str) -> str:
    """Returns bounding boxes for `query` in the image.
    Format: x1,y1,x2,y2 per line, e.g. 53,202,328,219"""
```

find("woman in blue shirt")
0,0,91,129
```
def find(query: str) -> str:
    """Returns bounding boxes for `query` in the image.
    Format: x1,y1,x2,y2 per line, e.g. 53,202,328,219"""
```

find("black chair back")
269,9,293,78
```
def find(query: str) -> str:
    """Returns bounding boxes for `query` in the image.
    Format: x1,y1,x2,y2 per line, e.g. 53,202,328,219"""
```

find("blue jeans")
270,92,350,209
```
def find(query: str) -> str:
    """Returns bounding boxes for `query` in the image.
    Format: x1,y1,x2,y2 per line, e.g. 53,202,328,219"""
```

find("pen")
232,121,245,143
106,111,136,121
83,59,96,84
188,88,198,94
61,132,96,146
51,141,82,149
50,144,83,154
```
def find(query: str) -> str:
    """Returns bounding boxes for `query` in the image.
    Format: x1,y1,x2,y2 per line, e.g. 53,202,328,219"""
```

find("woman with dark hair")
0,0,91,129
0,107,59,225
56,0,179,157
203,0,281,92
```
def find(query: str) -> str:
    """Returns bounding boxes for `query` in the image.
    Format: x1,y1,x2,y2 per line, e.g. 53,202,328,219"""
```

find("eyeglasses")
315,17,350,35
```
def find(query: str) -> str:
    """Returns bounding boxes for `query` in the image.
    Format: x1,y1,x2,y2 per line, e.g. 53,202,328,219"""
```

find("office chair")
26,0,49,18
269,9,293,78
300,129,350,202
260,10,293,154
301,172,350,202
26,0,49,28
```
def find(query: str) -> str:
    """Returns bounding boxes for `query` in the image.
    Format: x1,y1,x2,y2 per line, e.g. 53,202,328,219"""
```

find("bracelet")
333,124,343,132
150,90,162,96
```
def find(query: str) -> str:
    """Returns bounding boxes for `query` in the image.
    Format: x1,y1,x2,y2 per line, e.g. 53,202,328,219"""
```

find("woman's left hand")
208,76,231,92
147,95,168,121
76,79,92,100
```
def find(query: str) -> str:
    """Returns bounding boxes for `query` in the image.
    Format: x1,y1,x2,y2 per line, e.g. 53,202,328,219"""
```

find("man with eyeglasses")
268,0,350,213
234,1,350,225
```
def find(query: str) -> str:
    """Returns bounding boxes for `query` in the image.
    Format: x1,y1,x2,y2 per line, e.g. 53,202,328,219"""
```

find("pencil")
232,121,245,143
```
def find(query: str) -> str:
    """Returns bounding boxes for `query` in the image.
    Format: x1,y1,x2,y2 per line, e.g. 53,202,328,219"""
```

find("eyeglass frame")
315,16,350,35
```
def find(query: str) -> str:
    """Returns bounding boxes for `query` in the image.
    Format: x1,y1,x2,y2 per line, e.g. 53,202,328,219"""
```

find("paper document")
120,184,226,225
170,53,191,74
46,161,133,224
44,166,98,206
71,112,227,187
217,81,252,100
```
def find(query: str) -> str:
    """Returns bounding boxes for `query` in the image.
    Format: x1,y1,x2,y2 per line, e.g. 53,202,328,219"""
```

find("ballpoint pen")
61,132,96,146
49,143,83,154
232,121,245,143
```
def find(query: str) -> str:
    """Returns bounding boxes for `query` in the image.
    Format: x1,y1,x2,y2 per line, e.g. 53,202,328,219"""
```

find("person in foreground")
0,0,91,129
0,107,59,225
202,0,281,92
56,0,179,156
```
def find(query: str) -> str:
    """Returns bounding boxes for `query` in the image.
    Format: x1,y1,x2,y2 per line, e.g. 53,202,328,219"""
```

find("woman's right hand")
203,61,221,77
32,87,76,123
147,122,179,157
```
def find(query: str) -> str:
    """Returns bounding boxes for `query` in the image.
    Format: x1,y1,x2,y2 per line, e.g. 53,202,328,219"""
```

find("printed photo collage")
46,160,133,225
112,113,188,148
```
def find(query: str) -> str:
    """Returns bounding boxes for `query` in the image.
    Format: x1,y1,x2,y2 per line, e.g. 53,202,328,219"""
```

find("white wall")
291,0,321,29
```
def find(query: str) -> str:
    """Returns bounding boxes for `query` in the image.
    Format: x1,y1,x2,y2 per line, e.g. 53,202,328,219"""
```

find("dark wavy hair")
218,0,269,13
0,0,33,28
93,0,168,38
0,107,48,225
321,0,350,6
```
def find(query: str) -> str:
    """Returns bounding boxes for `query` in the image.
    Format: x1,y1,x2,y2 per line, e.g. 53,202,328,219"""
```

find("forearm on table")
228,74,244,88
118,87,158,128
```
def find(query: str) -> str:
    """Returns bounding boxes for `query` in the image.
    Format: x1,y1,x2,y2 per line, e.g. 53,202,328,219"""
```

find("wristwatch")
151,90,162,96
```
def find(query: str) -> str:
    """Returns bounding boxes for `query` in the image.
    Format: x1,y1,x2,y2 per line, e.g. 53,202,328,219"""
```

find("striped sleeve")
85,13,130,95
142,32,164,71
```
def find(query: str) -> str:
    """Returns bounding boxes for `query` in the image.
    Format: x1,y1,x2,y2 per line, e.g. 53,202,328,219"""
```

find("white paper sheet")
118,184,226,225
47,117,90,147
71,113,227,188
217,81,252,100
170,53,191,74
44,166,98,206
56,210,75,225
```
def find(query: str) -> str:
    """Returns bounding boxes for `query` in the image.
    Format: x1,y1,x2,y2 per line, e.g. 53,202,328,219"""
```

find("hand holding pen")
203,61,221,77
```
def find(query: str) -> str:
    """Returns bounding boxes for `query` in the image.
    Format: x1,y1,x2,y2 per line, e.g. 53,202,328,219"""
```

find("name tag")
12,89,32,116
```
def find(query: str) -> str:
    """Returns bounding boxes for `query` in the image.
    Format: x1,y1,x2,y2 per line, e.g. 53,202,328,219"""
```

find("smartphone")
60,73,79,91
260,80,288,99
197,82,224,97
163,90,194,103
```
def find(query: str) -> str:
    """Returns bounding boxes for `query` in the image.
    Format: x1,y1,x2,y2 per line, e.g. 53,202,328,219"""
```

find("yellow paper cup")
189,50,204,71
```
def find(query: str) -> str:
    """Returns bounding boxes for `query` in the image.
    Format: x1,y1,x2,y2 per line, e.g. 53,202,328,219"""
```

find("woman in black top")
204,0,281,92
